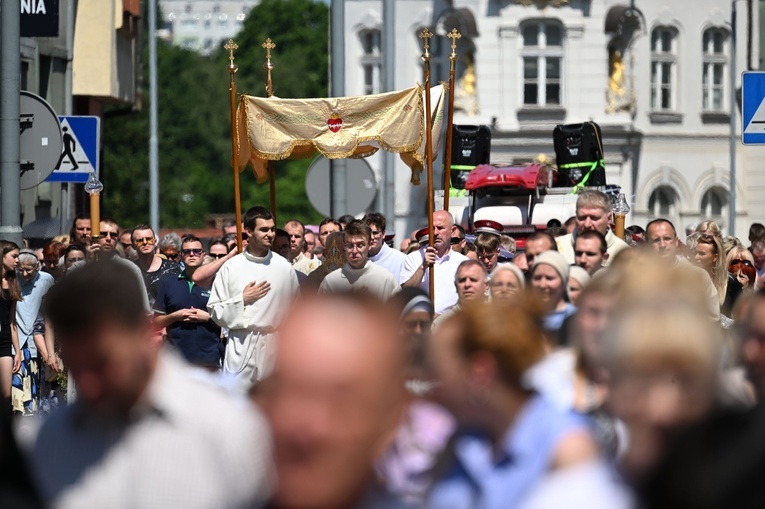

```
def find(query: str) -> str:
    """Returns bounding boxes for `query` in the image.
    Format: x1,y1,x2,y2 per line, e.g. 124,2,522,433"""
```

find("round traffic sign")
19,91,63,190
305,156,378,217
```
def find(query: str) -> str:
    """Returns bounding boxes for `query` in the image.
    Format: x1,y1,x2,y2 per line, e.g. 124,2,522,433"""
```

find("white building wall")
160,0,257,55
345,0,761,241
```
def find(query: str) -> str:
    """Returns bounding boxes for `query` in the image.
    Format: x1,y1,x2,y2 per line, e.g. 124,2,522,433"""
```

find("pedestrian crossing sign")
742,72,765,145
46,116,100,183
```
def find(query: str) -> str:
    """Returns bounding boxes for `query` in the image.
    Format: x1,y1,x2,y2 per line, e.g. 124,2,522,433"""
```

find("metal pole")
382,0,395,221
225,40,244,253
62,0,77,235
0,0,23,245
330,0,347,218
148,0,160,233
443,29,461,211
421,29,435,301
729,1,737,237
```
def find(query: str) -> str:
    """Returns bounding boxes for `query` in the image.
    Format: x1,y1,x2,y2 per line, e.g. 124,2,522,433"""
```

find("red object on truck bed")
463,163,550,191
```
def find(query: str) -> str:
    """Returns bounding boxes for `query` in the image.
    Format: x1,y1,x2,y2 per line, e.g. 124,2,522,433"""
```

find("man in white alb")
319,220,399,300
208,206,299,391
363,212,406,280
400,210,468,315
284,219,321,275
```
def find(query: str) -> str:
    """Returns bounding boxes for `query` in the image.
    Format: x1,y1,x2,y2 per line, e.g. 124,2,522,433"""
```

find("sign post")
46,116,101,183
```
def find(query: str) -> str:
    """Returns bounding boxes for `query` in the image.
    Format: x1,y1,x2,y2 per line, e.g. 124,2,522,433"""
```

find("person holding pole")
400,210,468,315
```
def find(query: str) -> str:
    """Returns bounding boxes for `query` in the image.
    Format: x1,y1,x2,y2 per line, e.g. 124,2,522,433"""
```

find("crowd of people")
3,188,765,508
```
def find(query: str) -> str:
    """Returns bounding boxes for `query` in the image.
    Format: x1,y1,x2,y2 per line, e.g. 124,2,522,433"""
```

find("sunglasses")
166,253,180,260
450,237,463,245
101,231,118,239
182,249,203,256
210,253,228,259
729,259,754,268
134,237,156,247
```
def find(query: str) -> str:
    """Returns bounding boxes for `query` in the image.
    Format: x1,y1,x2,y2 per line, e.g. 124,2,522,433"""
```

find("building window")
701,186,728,218
650,27,678,111
702,28,728,112
521,21,563,107
648,186,677,218
360,29,381,95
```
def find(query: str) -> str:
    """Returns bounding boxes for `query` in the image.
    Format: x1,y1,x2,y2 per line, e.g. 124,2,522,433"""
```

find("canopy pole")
420,29,435,301
263,38,277,221
443,29,461,211
225,40,244,254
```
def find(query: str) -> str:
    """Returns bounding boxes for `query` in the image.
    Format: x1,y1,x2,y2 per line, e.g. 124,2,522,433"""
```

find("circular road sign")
305,156,378,217
19,91,63,190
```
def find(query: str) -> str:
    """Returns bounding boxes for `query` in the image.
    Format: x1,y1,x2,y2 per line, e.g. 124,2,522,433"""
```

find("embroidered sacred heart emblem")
327,114,343,133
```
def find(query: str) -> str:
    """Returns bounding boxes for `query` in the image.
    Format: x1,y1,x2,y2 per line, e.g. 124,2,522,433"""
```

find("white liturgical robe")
319,261,400,300
368,242,407,281
208,250,299,390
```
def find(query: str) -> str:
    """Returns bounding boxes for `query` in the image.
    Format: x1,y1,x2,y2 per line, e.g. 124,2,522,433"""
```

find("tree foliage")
101,0,328,229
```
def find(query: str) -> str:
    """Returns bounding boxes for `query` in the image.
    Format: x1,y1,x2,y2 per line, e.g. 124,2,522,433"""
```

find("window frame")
701,28,728,113
648,185,678,218
520,21,565,108
650,26,679,112
359,29,382,96
700,186,728,219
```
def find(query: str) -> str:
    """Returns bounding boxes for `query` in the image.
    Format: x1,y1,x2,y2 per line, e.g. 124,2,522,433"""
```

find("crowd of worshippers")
3,188,765,508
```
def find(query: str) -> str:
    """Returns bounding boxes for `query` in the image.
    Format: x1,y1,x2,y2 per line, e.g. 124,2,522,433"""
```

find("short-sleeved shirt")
154,271,222,368
138,258,182,306
399,248,469,315
18,271,55,356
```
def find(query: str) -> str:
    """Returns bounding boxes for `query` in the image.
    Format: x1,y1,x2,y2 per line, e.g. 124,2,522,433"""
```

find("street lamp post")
729,0,738,237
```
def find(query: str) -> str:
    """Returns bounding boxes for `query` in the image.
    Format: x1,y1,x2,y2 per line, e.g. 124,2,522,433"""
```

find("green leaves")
101,0,328,228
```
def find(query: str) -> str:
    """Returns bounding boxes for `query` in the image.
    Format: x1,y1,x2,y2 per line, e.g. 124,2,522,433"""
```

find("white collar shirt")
400,248,469,315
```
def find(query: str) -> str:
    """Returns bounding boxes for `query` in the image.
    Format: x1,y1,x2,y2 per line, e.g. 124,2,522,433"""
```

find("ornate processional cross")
225,39,238,72
419,28,433,61
447,28,461,60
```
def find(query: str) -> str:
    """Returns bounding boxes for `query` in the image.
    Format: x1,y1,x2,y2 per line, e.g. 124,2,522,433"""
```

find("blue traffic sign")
46,115,100,183
742,71,765,145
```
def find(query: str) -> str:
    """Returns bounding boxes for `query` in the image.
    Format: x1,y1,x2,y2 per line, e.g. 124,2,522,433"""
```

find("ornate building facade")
343,0,764,240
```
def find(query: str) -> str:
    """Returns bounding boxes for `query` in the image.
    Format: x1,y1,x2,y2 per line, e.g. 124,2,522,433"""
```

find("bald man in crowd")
253,293,411,509
400,210,469,314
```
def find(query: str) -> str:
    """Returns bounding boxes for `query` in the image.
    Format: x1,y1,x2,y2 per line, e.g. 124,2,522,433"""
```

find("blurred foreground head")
44,261,155,417
740,290,765,401
253,293,408,509
429,297,546,427
602,265,721,483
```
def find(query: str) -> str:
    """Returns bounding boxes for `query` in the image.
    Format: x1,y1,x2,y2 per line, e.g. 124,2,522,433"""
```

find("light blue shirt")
427,394,589,509
543,303,577,332
17,271,54,356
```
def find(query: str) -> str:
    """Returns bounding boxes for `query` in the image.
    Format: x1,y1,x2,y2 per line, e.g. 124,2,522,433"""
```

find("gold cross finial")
448,28,461,60
419,28,433,61
225,39,238,72
262,38,276,60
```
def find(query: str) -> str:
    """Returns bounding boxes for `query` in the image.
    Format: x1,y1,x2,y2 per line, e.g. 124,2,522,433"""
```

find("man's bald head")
254,294,407,509
433,211,456,255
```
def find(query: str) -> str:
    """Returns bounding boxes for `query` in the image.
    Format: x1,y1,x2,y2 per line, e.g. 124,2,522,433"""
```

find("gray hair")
18,251,39,267
159,232,182,251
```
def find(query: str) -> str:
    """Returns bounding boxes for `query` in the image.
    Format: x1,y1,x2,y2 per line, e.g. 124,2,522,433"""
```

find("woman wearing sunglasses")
727,246,757,293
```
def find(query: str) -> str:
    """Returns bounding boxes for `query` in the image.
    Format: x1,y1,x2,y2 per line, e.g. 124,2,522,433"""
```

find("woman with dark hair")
0,241,22,411
63,244,87,273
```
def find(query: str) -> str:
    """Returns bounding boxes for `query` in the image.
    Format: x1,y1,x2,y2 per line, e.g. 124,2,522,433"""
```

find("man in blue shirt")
154,236,222,369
